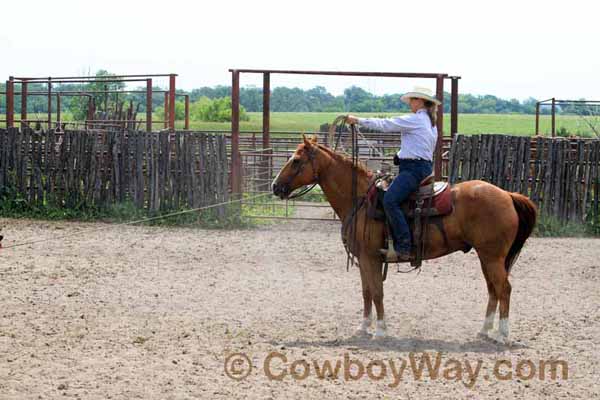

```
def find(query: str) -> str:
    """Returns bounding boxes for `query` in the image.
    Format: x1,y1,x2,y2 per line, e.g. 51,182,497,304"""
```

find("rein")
334,117,363,271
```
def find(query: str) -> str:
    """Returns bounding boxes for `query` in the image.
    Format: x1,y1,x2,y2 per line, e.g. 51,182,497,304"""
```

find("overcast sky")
1,0,598,101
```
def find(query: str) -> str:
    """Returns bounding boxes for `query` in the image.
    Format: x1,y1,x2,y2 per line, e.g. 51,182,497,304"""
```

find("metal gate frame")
229,68,461,198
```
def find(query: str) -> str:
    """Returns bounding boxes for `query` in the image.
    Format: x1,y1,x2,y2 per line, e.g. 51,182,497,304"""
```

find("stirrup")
379,248,413,262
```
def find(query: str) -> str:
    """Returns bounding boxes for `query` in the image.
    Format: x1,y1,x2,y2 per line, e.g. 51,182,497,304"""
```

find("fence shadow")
269,334,528,354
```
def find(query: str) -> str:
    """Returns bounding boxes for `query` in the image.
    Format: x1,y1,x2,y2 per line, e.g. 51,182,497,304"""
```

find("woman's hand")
345,115,359,125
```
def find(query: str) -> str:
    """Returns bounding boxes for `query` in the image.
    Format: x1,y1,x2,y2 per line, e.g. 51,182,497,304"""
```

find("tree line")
0,79,587,116
187,85,546,114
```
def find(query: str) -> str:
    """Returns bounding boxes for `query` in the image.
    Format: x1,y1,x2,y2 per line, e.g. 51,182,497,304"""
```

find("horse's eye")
292,159,300,165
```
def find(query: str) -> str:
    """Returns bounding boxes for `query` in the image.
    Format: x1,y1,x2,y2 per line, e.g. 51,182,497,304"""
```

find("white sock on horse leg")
359,316,372,330
481,312,495,333
374,319,387,337
499,318,509,337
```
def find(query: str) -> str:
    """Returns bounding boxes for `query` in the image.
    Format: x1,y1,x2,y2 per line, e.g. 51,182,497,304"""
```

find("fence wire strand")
0,193,271,250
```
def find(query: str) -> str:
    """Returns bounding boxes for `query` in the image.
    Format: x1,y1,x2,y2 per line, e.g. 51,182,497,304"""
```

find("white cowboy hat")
400,87,442,106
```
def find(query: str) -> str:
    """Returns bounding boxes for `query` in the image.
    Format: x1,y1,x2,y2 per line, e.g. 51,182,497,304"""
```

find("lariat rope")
330,116,423,275
0,193,270,250
327,116,364,271
286,114,358,200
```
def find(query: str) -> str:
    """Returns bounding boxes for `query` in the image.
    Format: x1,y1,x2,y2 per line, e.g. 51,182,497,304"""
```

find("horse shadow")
269,334,528,354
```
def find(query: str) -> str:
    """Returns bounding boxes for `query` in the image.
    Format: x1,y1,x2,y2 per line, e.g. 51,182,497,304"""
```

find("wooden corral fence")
448,134,600,222
0,128,229,215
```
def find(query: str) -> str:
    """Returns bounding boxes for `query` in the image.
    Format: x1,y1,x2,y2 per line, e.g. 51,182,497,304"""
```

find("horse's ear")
310,134,318,144
302,134,312,148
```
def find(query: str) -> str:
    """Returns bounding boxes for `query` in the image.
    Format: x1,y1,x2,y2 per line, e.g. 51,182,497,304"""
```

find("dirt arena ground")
0,212,599,399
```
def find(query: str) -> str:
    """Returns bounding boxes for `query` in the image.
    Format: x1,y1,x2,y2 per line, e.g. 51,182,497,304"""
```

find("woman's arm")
346,114,420,133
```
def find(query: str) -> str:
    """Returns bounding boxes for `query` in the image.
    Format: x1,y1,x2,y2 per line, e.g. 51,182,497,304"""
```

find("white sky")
1,0,598,101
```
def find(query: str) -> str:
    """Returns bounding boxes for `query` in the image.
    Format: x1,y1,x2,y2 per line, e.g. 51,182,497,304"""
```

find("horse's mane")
316,143,372,177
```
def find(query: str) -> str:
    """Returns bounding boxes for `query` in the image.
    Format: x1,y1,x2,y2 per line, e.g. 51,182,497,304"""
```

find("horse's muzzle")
272,182,289,199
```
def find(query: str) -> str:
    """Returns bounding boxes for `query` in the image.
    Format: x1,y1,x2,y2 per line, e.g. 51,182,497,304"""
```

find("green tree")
240,87,263,112
155,100,186,120
67,70,126,119
189,97,249,122
343,86,373,112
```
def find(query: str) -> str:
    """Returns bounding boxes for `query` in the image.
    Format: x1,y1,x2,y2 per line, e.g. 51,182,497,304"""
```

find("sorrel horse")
272,135,537,345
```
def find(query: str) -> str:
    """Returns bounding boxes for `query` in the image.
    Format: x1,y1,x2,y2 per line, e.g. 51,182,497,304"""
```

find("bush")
534,214,595,237
556,126,571,138
190,97,249,122
155,101,186,120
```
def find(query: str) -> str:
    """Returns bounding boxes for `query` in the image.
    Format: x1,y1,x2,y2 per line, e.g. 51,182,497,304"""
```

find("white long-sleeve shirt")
357,109,437,161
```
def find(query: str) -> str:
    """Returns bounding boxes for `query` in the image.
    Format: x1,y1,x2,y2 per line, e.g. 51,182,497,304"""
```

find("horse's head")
272,135,323,199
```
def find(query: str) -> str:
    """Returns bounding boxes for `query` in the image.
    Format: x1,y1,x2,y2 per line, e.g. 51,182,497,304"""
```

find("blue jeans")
383,159,433,253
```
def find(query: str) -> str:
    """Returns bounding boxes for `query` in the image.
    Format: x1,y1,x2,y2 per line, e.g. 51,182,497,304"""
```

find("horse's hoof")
373,330,387,339
477,330,490,339
373,320,387,339
353,328,371,337
487,331,511,346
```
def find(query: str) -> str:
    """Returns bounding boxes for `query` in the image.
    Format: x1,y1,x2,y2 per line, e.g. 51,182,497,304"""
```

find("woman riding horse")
346,87,440,262
272,103,536,345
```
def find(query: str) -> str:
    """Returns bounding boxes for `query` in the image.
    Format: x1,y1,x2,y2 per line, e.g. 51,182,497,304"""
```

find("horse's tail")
505,193,537,273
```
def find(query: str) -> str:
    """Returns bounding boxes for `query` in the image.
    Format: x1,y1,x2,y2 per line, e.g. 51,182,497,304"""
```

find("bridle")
281,115,351,200
280,146,320,200
279,116,351,200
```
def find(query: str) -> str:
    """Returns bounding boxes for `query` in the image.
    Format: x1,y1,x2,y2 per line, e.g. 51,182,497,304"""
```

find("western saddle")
366,172,453,269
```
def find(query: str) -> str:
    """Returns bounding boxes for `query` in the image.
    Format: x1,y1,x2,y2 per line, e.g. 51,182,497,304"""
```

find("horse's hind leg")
478,264,498,338
480,256,512,345
494,272,512,344
372,275,386,338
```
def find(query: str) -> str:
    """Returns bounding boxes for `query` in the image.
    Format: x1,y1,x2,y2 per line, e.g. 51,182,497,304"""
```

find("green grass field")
2,112,595,137
180,112,595,137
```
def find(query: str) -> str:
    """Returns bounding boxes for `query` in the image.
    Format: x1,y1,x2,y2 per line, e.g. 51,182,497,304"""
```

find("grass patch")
3,183,600,237
0,183,296,229
533,214,599,237
241,193,295,222
3,112,598,137
0,199,243,229
173,112,597,137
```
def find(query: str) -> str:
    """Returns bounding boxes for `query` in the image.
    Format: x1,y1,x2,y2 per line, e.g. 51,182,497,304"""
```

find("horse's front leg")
371,260,387,339
355,260,373,336
359,253,386,338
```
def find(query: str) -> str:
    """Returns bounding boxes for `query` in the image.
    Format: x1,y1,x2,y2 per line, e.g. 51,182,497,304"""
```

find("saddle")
366,173,454,268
